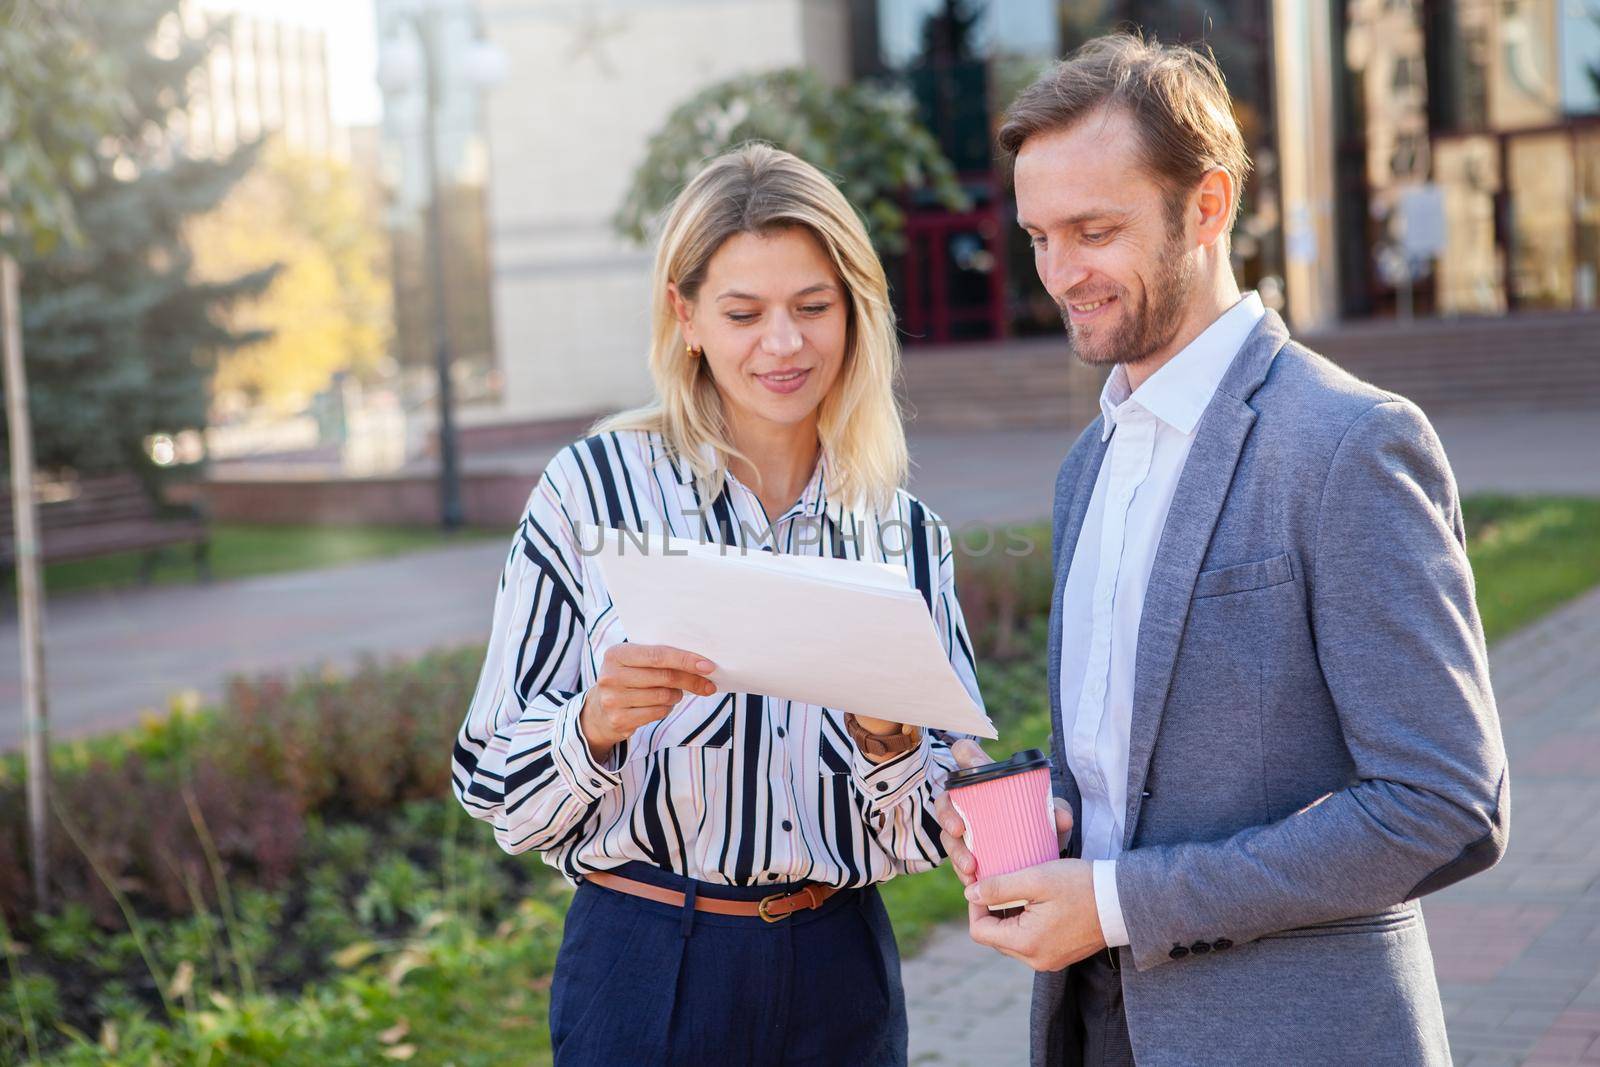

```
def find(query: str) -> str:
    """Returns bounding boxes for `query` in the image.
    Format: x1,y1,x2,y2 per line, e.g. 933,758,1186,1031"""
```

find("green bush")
0,795,569,1065
0,648,485,928
614,68,969,259
950,523,1054,660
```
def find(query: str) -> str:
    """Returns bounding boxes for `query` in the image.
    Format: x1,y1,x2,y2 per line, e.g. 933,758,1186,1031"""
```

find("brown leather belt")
584,870,840,923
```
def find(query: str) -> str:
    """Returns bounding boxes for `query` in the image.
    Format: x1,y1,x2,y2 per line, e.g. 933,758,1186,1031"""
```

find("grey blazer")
1031,310,1509,1067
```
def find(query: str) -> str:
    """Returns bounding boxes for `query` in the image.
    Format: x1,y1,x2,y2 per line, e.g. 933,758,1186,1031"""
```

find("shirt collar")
1098,290,1266,441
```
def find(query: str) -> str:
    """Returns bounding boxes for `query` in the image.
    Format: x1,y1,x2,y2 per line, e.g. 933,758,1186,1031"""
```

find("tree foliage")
1,0,275,479
0,0,126,254
614,69,969,258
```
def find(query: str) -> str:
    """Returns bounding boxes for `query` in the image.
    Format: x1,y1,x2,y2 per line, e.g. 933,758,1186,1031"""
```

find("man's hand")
964,859,1107,972
935,740,1073,887
580,644,717,761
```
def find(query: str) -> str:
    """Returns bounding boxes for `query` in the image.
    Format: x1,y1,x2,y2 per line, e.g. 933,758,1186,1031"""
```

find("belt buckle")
758,891,790,923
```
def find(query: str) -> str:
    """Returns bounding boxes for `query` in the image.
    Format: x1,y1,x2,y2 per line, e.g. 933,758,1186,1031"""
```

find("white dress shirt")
1059,292,1266,947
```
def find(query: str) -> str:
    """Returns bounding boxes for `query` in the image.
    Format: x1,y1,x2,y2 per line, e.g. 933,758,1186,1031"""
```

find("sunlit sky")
202,0,382,126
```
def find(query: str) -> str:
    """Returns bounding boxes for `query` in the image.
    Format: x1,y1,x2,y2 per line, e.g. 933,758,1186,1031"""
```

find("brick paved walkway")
903,582,1600,1066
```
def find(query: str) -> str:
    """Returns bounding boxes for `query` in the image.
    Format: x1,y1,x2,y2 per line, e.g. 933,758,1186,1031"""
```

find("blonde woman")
451,143,984,1065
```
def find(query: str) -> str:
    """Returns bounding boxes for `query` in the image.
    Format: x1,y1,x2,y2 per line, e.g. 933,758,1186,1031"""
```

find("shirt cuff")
551,689,622,804
852,730,934,813
1093,860,1131,949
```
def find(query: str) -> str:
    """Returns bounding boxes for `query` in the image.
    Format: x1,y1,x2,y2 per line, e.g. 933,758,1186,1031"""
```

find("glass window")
1575,130,1600,308
1434,137,1504,314
875,0,1057,70
1428,0,1493,131
1561,0,1600,115
1508,132,1575,308
1489,0,1564,128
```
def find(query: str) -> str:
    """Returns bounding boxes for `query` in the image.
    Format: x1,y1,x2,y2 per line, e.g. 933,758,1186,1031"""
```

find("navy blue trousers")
549,862,908,1066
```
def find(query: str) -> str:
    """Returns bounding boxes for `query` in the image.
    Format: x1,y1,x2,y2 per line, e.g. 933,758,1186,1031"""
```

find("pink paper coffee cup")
945,748,1058,912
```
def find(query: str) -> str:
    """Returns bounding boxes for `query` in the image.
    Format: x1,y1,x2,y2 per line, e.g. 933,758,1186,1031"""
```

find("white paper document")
592,528,996,738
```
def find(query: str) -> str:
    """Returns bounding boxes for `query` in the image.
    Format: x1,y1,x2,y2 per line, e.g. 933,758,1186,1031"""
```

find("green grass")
39,523,504,597
1462,495,1600,643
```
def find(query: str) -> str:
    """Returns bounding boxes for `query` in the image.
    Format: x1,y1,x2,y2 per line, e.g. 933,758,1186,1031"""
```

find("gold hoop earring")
686,343,703,359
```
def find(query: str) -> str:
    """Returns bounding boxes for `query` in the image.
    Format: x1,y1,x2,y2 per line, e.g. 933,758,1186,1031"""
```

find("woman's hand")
934,740,994,885
850,714,901,736
579,644,718,762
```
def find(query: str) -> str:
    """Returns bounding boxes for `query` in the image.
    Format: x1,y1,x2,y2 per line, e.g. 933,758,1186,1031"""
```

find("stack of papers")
592,528,996,738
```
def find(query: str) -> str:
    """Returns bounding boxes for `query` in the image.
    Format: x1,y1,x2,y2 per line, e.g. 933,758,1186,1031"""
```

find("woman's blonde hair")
595,142,908,512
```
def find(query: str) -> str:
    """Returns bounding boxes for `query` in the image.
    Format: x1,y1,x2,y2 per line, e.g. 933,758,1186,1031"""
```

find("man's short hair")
997,33,1253,230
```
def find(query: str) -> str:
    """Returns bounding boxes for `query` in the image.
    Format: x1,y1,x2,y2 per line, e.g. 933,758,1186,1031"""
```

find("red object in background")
899,187,1010,346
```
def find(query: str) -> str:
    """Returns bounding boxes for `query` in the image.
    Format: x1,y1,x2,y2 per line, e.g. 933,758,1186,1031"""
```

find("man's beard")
1058,231,1194,369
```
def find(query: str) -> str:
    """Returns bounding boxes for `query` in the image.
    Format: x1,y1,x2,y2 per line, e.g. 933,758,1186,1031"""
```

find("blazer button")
1190,941,1212,955
1169,945,1190,960
1214,938,1233,951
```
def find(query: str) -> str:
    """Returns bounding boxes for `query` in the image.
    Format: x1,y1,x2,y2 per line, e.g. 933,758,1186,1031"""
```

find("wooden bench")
0,473,212,588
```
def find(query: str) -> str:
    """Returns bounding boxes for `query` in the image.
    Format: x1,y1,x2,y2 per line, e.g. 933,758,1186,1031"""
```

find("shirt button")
781,820,793,832
1190,941,1212,955
1169,945,1190,960
1213,938,1233,951
776,726,786,739
876,782,889,792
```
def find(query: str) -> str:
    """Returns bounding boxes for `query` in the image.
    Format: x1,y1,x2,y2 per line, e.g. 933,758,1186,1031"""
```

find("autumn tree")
190,145,393,416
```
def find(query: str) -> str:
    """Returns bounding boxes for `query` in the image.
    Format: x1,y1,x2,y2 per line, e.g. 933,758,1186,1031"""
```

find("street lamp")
378,0,506,530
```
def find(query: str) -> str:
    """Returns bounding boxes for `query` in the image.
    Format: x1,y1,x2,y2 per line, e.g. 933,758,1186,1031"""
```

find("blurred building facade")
1332,0,1600,319
175,1,345,160
373,0,503,431
862,1,1287,341
436,0,1281,430
468,0,853,429
381,0,1599,436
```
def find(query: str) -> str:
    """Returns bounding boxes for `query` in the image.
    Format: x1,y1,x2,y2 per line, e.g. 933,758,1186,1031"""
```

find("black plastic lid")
944,748,1050,790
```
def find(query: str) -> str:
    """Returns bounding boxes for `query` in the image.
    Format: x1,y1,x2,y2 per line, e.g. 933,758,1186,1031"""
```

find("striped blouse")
450,428,984,888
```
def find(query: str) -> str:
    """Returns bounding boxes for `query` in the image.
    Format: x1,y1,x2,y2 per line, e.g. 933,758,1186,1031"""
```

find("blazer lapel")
1120,312,1291,848
1047,424,1109,846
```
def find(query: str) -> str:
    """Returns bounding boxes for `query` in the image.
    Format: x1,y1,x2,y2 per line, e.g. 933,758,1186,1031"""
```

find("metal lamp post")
379,0,505,530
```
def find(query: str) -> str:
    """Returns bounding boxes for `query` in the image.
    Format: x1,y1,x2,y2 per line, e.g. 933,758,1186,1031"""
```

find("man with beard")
934,34,1508,1067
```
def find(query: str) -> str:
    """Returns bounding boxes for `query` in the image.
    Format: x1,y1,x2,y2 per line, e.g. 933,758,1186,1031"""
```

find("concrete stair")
1303,310,1600,412
899,335,1098,431
898,310,1600,429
